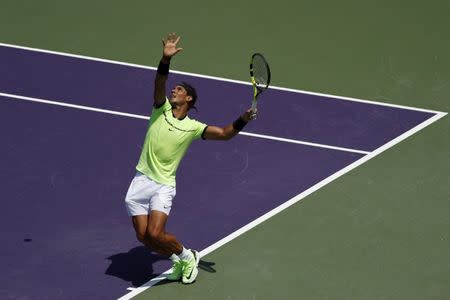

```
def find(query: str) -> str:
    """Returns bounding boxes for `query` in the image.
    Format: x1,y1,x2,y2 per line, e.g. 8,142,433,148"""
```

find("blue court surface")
0,44,445,299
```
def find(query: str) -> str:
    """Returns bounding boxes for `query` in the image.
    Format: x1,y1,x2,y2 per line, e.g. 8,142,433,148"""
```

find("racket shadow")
198,259,217,273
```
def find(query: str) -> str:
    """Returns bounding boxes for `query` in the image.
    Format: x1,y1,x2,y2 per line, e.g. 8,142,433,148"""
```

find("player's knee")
136,232,146,244
147,228,164,243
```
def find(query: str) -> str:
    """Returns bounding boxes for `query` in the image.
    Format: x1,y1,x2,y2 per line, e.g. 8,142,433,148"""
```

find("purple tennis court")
0,45,439,299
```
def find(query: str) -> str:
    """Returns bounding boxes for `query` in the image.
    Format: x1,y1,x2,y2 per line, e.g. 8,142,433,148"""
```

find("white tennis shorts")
124,172,176,216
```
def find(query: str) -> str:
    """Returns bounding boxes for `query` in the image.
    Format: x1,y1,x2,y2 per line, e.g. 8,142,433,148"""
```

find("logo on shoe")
185,251,197,280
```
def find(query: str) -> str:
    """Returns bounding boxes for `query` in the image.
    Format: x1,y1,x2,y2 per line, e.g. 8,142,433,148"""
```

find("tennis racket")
250,53,271,112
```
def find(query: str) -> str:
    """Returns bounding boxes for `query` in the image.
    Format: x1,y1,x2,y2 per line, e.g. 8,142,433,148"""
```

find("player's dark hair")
179,82,198,111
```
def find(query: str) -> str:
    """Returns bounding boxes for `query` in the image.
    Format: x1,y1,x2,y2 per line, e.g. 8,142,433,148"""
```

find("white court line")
0,92,370,155
118,111,447,300
0,42,446,115
0,92,149,120
239,131,369,154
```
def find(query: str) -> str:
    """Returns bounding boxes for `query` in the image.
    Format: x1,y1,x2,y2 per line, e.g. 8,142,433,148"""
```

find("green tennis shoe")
167,260,183,281
181,250,200,284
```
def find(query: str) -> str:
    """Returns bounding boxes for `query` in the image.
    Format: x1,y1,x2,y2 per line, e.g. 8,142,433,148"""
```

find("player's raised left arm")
154,33,183,107
202,109,257,140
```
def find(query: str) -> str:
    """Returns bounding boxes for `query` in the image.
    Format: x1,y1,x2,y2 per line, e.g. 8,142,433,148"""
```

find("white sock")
178,246,193,261
169,254,180,262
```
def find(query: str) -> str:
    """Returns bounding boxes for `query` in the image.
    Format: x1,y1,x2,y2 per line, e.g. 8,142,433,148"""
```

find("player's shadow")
105,246,218,287
105,246,168,287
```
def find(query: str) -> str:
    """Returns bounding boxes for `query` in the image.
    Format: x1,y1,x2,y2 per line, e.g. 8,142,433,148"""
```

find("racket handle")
251,98,258,112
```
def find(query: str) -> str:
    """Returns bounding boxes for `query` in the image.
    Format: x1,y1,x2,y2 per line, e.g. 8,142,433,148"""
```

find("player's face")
169,85,191,106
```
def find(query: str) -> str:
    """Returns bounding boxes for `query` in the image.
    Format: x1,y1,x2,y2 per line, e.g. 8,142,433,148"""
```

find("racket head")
250,53,271,92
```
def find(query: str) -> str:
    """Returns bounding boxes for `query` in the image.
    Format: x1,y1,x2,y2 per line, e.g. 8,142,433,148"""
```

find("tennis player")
124,33,256,284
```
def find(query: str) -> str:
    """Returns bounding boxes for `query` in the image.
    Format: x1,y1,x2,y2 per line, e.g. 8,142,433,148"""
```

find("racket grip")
251,99,258,112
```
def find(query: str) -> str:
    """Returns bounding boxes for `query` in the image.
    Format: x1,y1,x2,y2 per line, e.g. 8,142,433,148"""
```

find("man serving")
124,33,256,284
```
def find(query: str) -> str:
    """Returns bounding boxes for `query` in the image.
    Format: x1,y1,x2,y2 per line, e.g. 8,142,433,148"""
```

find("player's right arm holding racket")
202,108,256,140
203,53,270,140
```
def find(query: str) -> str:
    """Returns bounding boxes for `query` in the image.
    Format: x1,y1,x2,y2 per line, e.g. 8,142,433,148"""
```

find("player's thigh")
148,184,176,216
124,172,156,216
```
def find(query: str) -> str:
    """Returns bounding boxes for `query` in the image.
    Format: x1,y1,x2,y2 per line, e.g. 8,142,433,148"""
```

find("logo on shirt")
163,110,196,133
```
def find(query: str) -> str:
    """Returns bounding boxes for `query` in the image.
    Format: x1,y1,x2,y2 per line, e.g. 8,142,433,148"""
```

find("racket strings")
252,56,269,87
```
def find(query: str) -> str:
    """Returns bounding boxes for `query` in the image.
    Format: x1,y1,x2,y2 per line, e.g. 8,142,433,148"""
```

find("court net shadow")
105,246,166,287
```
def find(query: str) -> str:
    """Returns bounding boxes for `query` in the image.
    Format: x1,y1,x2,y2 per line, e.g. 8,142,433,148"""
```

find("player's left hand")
162,32,183,59
242,108,257,122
